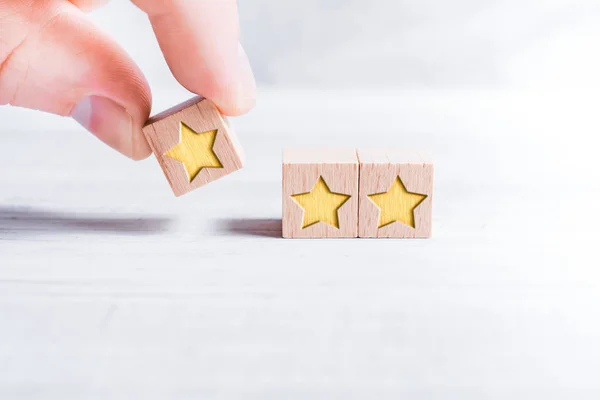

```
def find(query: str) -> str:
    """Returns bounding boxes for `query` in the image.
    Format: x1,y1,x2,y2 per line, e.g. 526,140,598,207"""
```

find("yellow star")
368,176,428,229
164,122,223,182
291,176,351,229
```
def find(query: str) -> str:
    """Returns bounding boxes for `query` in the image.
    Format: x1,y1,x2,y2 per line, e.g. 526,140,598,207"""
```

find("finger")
0,1,152,159
68,0,110,12
132,0,256,116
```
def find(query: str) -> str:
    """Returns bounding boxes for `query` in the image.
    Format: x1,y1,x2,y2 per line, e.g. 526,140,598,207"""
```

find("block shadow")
217,218,282,238
0,206,171,238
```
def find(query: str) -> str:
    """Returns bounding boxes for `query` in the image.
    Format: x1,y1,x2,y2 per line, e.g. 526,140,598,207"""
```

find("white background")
84,0,600,91
1,1,600,398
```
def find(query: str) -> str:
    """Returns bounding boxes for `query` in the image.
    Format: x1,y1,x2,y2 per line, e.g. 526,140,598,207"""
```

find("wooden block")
282,149,359,238
142,96,244,197
357,149,433,238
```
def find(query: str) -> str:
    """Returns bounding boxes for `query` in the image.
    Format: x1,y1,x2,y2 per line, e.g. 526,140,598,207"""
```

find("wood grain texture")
1,89,599,399
282,149,359,238
358,149,433,238
142,97,245,197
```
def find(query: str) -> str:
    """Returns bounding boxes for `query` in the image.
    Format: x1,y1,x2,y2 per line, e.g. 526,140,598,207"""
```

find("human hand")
0,0,256,160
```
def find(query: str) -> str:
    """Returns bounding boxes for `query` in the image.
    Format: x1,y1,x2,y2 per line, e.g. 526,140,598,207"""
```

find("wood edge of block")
282,148,359,164
219,114,246,169
356,148,434,165
145,96,206,126
141,123,185,197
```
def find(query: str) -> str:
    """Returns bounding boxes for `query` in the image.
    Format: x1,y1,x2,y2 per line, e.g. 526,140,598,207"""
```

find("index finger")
132,0,256,116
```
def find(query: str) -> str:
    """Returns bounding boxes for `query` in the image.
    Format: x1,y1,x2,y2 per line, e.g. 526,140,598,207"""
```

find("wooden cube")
282,149,359,238
142,97,244,197
357,149,433,238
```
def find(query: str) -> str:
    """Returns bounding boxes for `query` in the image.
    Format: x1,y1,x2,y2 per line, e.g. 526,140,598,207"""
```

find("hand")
0,0,256,160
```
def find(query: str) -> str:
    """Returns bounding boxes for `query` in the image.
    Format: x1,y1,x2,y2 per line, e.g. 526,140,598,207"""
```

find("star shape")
164,122,223,182
165,122,223,183
291,176,351,229
368,176,428,229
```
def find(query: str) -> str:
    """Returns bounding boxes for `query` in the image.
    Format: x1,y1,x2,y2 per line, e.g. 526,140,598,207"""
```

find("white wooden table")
1,89,599,399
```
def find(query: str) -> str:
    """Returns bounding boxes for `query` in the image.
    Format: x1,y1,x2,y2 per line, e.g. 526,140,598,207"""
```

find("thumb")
0,2,152,160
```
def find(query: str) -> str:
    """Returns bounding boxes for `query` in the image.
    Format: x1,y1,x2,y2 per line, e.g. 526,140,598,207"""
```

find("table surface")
1,89,599,399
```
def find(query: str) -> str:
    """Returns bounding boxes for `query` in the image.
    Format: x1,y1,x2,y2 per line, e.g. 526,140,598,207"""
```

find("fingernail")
72,96,134,158
236,43,257,111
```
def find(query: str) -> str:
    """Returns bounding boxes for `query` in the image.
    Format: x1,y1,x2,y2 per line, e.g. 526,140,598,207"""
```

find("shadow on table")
0,206,171,237
217,218,282,238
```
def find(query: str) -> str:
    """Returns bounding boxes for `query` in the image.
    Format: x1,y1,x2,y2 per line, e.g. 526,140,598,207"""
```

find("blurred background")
89,0,600,91
71,0,600,192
